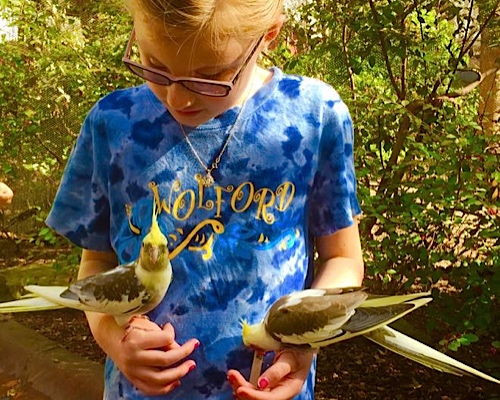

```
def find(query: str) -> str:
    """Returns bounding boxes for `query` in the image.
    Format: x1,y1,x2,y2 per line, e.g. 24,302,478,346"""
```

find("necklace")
179,108,244,188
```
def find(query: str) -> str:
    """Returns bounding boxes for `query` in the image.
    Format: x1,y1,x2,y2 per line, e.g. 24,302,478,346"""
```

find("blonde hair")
125,0,284,42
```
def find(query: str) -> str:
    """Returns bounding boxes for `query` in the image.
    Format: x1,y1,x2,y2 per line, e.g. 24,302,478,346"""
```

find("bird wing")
266,289,431,349
309,297,432,347
365,326,500,385
265,287,368,346
61,262,152,317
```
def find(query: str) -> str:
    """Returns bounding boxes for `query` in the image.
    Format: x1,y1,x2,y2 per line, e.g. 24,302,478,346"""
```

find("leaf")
462,333,479,344
368,55,377,68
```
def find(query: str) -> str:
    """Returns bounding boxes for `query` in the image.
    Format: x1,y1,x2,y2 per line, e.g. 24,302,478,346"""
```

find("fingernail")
194,340,201,349
188,363,196,372
227,375,237,385
258,376,270,389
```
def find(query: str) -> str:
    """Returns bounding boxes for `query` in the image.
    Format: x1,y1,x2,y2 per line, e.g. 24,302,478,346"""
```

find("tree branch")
368,0,403,101
342,24,356,96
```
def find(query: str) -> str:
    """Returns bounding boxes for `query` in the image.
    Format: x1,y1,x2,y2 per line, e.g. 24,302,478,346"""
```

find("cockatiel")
0,201,172,327
242,287,430,352
242,287,500,386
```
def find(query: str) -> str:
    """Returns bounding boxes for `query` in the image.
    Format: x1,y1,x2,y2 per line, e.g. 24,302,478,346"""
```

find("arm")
312,218,364,289
79,249,199,396
229,220,365,400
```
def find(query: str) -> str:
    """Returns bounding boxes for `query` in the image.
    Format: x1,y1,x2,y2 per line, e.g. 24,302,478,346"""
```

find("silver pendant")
202,172,215,188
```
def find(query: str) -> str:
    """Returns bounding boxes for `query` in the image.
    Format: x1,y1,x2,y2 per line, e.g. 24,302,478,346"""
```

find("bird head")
140,200,169,272
241,319,281,352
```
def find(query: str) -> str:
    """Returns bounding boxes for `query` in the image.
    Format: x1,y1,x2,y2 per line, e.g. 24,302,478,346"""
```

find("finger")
227,369,254,392
125,359,196,396
257,352,296,390
236,383,304,400
133,376,181,397
162,322,174,333
160,323,182,350
235,380,304,400
122,327,176,350
136,338,200,368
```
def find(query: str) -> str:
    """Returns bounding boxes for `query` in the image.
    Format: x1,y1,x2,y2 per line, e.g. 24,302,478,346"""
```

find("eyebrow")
143,44,248,75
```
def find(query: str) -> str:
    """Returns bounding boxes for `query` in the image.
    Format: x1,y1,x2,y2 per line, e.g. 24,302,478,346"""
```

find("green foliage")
0,0,136,188
51,244,81,275
277,0,500,346
439,332,479,352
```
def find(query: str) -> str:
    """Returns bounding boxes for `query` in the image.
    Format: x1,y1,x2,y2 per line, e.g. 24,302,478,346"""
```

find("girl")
46,0,364,399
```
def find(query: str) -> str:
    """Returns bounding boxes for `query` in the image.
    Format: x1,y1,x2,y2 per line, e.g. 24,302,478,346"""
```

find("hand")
0,182,13,207
109,318,200,397
227,350,315,400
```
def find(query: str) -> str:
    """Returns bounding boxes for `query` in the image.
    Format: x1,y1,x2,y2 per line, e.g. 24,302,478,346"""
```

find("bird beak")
149,246,159,264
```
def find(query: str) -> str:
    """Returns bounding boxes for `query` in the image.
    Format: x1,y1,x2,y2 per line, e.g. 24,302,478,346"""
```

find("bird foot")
120,315,155,342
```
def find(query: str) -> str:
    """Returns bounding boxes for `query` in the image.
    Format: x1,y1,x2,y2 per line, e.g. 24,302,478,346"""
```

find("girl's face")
133,20,263,127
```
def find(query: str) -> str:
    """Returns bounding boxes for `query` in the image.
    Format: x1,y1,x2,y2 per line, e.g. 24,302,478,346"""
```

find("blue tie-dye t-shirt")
46,67,361,399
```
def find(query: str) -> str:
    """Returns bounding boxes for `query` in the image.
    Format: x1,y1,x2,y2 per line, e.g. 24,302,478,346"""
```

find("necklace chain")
179,108,244,187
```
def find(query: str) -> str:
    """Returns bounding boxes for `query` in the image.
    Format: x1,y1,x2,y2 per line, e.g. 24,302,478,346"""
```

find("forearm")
77,250,123,353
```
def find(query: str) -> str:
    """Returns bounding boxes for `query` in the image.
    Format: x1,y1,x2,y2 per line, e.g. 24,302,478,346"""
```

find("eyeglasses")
122,28,263,97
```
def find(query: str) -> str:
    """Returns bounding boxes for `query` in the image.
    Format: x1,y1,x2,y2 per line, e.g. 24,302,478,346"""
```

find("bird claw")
120,315,153,342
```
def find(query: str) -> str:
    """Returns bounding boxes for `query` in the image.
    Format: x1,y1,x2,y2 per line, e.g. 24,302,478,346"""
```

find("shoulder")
81,85,167,140
260,68,350,124
272,68,342,104
91,84,155,115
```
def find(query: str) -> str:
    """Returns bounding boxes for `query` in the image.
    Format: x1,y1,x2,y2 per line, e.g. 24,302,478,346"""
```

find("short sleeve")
46,107,112,251
308,97,361,236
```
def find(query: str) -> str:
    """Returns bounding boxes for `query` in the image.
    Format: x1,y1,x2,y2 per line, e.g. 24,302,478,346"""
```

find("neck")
235,66,270,106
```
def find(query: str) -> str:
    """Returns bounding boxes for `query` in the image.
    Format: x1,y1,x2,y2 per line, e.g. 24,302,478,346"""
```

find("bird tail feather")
23,285,86,310
0,294,64,312
365,325,500,385
361,291,431,308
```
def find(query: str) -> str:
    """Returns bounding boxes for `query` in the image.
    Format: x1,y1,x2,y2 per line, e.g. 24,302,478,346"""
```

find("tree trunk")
479,27,500,135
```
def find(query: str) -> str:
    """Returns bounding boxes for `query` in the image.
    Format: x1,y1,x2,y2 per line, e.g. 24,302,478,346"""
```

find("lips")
176,108,202,116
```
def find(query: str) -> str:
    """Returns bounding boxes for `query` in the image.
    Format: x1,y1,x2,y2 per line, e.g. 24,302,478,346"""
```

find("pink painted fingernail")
188,363,196,373
194,340,201,349
258,377,270,389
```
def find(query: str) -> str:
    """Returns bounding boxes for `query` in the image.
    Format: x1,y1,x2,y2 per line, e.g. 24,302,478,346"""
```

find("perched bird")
0,201,172,326
242,287,500,386
242,287,430,352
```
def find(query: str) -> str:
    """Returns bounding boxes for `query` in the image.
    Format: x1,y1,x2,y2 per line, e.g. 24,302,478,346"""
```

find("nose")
164,82,196,110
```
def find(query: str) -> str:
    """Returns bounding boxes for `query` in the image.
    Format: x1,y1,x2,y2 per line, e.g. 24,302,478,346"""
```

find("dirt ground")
1,240,499,400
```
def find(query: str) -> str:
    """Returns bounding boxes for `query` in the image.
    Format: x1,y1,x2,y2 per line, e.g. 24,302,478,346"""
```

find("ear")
264,14,286,50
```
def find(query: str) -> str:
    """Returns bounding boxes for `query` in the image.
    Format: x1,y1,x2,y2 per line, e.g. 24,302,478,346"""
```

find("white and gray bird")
242,287,500,385
242,287,430,351
0,201,172,326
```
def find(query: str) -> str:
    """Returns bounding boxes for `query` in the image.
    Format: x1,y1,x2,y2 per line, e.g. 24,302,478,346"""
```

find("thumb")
161,322,180,350
162,322,175,337
257,352,295,390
